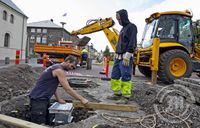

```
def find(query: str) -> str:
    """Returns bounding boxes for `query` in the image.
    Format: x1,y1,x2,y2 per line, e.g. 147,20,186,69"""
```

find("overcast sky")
12,0,200,52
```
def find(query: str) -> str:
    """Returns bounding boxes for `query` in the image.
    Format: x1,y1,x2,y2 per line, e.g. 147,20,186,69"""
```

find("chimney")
50,19,53,22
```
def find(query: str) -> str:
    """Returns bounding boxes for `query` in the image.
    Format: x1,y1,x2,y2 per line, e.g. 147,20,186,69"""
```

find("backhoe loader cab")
141,11,193,50
137,10,200,83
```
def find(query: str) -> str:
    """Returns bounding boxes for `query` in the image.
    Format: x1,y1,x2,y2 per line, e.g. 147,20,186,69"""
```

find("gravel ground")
57,65,200,128
0,64,200,128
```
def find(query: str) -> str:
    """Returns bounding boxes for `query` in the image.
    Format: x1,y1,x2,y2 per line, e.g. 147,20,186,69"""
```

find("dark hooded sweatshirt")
116,9,137,54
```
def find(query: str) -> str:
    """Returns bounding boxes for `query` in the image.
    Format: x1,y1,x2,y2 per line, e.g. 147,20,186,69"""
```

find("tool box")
49,102,74,124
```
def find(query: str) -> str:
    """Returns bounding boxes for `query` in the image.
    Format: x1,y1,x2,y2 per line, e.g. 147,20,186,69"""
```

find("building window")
30,36,35,43
37,28,41,33
10,14,14,24
31,28,35,33
42,29,47,33
3,10,7,21
42,36,47,44
4,33,10,47
36,36,41,43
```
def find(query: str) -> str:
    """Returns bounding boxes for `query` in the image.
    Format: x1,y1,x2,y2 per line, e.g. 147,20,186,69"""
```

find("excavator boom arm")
71,17,119,51
71,18,115,35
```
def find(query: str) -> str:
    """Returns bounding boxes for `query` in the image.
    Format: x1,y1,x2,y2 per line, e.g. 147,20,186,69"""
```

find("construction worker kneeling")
108,9,137,104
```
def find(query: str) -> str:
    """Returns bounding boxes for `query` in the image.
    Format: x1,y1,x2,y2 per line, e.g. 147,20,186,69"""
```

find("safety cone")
99,57,107,74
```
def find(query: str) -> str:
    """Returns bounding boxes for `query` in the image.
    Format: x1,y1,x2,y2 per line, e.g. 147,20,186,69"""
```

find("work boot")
107,94,122,100
116,96,129,104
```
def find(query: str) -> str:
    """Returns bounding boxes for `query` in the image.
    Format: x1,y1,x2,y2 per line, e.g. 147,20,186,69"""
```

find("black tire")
158,49,192,84
138,66,151,78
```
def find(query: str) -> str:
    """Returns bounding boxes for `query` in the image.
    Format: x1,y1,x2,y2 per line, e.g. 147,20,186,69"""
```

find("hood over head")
116,9,130,27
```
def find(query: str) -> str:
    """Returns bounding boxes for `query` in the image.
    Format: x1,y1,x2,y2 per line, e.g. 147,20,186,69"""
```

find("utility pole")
60,22,66,41
25,33,30,63
86,44,92,70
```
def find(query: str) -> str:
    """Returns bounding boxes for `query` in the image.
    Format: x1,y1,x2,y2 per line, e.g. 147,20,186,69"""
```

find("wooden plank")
73,101,139,112
0,114,48,128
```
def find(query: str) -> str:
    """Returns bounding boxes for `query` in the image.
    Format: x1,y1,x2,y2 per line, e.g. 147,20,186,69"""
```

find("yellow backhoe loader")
71,10,200,84
137,10,200,84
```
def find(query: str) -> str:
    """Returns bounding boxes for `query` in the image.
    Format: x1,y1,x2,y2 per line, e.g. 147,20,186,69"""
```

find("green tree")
103,45,110,57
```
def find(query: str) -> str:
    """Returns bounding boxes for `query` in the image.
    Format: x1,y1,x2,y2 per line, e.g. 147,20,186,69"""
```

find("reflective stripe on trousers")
111,79,121,94
121,80,132,97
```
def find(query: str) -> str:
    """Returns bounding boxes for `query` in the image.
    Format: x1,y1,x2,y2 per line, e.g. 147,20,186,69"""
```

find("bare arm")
53,69,88,104
54,90,66,104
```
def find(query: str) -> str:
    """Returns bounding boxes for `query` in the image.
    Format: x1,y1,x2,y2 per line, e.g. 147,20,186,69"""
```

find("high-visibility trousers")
111,58,133,97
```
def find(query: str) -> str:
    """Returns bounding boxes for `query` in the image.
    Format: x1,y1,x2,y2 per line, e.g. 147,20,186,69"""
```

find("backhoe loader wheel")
138,66,151,78
158,49,192,84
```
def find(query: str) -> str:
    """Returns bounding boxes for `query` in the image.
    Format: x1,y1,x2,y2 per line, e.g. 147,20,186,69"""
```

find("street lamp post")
60,22,66,41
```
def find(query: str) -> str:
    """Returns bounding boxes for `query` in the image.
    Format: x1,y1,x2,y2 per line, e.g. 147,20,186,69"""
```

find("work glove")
122,52,132,67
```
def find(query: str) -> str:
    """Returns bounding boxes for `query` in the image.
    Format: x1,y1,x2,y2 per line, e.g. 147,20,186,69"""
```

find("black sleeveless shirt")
29,64,64,100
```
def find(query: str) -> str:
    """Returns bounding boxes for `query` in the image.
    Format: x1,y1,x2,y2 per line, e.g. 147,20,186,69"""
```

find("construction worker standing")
81,47,88,66
108,9,137,103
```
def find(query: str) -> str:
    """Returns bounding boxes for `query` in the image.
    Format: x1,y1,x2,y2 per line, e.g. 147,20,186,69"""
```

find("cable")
86,19,98,25
101,111,191,128
86,18,102,25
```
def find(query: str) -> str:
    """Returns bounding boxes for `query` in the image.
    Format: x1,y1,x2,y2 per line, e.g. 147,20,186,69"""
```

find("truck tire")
158,49,192,84
138,66,151,78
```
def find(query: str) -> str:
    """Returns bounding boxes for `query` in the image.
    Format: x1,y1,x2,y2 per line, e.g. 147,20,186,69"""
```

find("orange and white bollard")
15,50,20,64
43,53,47,69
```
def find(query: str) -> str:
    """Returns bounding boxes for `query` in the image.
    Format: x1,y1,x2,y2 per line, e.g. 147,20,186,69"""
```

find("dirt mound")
0,64,41,102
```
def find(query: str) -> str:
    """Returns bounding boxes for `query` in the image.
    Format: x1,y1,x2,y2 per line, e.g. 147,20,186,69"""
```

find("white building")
0,0,27,62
